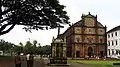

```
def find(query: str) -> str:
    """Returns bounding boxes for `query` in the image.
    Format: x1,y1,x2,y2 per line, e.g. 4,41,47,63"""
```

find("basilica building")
60,12,107,58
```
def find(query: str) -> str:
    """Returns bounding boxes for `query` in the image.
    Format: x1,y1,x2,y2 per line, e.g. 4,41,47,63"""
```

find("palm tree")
19,42,23,47
38,43,41,47
19,42,24,53
33,40,37,47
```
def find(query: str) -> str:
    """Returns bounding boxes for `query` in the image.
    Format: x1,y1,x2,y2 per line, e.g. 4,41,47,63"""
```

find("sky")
1,0,120,46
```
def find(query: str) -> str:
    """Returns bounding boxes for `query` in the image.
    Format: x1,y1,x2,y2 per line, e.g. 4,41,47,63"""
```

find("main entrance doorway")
76,51,80,57
88,47,93,57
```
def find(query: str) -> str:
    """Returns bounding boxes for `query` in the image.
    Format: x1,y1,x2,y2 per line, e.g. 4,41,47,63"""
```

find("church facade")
61,13,107,58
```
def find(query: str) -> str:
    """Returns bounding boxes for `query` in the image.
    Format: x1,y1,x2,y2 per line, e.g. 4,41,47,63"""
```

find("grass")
0,55,13,60
70,60,120,67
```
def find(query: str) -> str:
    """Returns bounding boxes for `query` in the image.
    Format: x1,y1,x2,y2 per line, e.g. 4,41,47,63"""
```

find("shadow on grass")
89,64,113,67
113,65,120,67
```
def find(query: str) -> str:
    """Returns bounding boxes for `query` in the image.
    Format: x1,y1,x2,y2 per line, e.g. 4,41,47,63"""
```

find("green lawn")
70,60,120,67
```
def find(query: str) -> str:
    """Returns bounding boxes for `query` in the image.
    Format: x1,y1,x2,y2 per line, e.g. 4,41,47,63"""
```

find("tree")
13,45,22,53
24,41,33,54
0,39,14,52
19,42,24,52
37,45,51,55
43,45,51,55
19,42,23,47
33,40,37,47
0,0,69,35
38,43,41,47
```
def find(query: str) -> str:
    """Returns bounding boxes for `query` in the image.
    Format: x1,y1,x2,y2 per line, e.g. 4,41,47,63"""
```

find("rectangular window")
109,50,110,55
116,50,119,55
109,41,110,46
115,32,117,36
108,49,110,55
112,50,114,55
116,40,118,45
108,41,110,46
112,33,113,37
112,41,114,45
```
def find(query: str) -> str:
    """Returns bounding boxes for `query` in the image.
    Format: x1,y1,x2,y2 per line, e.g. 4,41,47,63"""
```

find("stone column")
74,51,76,58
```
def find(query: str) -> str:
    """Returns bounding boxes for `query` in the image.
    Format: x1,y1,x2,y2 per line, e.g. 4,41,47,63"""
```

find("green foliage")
12,45,22,53
38,45,51,55
33,40,37,47
0,39,14,52
22,40,51,55
24,41,33,54
0,39,51,55
0,0,70,35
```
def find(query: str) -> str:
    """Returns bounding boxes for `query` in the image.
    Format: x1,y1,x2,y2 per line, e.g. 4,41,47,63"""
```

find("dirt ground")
0,57,90,67
0,59,14,67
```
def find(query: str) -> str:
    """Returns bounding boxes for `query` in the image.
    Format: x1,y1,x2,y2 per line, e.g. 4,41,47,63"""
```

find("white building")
107,26,120,58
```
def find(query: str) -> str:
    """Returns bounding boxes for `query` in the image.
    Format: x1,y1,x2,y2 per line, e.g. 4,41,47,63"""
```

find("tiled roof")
107,25,120,33
73,20,83,27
